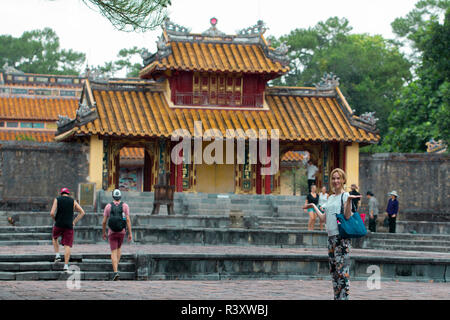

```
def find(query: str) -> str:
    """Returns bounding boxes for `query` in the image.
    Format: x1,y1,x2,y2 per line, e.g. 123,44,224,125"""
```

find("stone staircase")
99,191,307,217
362,232,450,253
0,224,449,252
0,211,10,227
0,253,136,280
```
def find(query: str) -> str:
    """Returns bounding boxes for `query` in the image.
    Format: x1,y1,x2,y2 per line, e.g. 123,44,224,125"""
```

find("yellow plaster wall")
345,142,359,189
89,135,104,190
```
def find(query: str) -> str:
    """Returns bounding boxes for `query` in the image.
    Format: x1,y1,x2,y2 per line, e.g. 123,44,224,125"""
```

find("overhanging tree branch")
80,0,171,32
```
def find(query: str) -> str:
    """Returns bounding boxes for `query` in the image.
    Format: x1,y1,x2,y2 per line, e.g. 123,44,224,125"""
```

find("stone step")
2,250,448,282
0,271,136,281
366,245,449,253
0,233,50,241
0,226,52,233
0,240,95,246
368,232,450,241
0,253,135,262
369,239,450,247
0,261,135,272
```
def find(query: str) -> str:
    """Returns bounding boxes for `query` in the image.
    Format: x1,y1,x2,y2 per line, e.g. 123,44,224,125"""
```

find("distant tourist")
102,189,133,281
50,188,85,272
349,184,361,212
306,160,318,192
366,191,379,232
304,184,319,231
303,168,361,300
317,186,328,231
385,191,399,233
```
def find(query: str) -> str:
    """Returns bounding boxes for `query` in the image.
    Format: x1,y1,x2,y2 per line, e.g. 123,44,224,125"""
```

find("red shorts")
108,232,125,251
52,226,74,248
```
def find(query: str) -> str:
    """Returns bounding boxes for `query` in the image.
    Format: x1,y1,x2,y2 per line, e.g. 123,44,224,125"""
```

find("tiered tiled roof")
0,96,78,121
56,80,379,144
140,19,289,78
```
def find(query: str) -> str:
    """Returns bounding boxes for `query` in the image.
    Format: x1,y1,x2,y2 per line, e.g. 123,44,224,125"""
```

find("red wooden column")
170,141,176,186
176,144,183,192
256,142,262,195
264,141,271,194
256,164,262,194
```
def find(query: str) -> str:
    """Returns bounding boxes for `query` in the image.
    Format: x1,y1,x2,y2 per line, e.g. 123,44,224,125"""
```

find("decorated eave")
55,73,380,145
139,18,290,79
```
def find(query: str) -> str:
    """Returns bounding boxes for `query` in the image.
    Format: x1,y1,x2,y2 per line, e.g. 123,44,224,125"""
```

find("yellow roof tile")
66,82,379,144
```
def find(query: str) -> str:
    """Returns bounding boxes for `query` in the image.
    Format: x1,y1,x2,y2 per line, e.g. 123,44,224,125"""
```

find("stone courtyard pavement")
0,279,448,300
0,244,448,300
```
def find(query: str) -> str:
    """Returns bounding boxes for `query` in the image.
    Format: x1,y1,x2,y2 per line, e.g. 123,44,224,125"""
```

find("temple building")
0,69,82,142
49,18,380,195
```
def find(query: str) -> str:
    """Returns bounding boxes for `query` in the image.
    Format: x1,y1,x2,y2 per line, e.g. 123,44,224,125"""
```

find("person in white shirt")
317,186,328,231
303,168,361,300
306,160,318,193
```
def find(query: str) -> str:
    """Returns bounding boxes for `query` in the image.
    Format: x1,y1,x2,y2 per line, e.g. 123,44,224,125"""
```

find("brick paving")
0,279,448,300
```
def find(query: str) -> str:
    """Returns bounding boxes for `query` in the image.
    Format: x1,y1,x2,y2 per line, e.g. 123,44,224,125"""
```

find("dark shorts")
108,232,125,251
52,226,74,247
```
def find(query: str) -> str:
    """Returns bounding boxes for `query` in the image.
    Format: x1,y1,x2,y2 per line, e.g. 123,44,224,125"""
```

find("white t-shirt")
307,164,318,180
322,192,349,237
318,193,328,207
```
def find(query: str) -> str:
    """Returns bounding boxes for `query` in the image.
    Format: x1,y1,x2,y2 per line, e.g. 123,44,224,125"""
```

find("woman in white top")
317,186,328,231
303,168,361,300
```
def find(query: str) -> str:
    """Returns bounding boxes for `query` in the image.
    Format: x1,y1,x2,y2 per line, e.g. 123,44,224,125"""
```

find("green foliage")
281,166,308,196
382,4,450,152
0,28,85,75
271,17,411,137
391,0,449,62
93,46,144,78
15,134,36,141
81,0,171,32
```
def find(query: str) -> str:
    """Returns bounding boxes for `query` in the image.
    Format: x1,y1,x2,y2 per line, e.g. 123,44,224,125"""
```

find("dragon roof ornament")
237,20,267,36
266,41,290,65
315,73,340,91
163,18,190,34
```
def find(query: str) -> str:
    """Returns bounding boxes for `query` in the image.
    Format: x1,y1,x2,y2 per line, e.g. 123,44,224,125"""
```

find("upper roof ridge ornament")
202,17,226,37
163,17,190,34
237,20,267,36
266,41,290,65
314,72,340,91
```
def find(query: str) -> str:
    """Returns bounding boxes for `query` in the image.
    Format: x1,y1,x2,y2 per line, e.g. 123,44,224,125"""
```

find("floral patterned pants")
328,235,351,300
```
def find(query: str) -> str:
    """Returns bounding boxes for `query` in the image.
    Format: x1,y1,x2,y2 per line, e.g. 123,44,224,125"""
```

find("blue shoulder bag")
336,194,367,239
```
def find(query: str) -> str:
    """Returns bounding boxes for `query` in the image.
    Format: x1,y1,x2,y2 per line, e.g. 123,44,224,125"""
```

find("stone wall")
359,153,449,216
0,141,89,211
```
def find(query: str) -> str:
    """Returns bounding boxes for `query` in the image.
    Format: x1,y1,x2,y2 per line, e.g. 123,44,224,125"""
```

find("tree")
391,0,449,63
281,165,308,196
92,46,144,78
382,4,449,152
0,28,85,75
270,17,412,137
80,0,171,32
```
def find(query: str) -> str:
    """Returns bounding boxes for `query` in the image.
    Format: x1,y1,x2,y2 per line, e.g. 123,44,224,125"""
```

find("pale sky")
1,0,418,72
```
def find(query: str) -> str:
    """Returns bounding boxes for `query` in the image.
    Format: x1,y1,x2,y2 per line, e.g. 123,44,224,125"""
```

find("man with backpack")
102,189,133,281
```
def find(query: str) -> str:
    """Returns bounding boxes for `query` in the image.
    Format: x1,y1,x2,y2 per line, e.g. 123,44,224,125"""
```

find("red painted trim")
170,141,176,186
256,162,262,195
176,147,183,192
265,142,271,194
